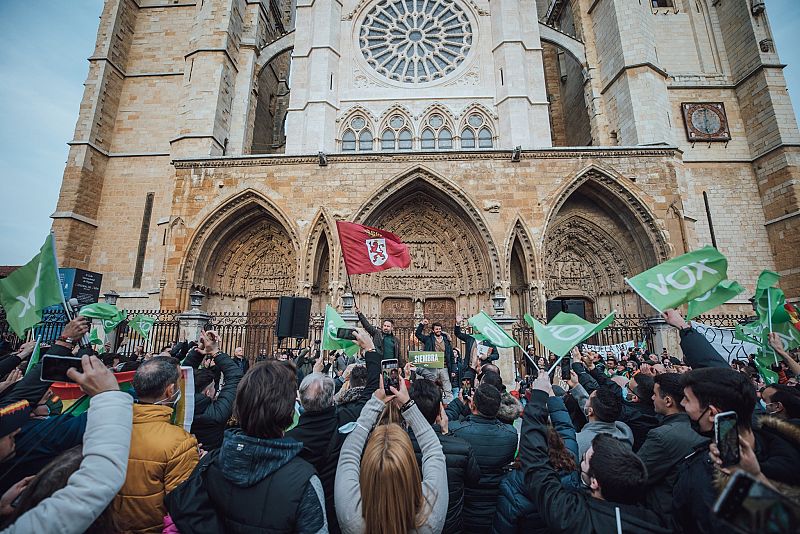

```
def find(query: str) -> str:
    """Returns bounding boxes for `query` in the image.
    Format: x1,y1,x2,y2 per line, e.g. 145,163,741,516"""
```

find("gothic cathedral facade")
53,0,800,324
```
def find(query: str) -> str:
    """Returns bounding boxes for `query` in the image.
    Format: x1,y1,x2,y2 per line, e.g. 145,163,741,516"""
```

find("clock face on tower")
681,102,731,142
358,0,473,84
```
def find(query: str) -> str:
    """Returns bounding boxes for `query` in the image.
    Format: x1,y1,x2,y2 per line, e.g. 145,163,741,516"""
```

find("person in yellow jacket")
111,355,199,533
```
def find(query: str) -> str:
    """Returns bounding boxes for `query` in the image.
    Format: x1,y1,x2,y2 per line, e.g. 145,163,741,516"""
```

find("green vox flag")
321,305,360,357
754,349,780,385
524,311,616,358
735,319,800,354
754,271,791,325
25,338,42,375
0,235,64,337
625,247,728,313
468,311,520,349
686,280,745,320
79,303,126,333
129,314,156,340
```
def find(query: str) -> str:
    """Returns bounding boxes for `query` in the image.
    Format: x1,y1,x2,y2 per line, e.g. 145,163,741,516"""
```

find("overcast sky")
0,0,798,265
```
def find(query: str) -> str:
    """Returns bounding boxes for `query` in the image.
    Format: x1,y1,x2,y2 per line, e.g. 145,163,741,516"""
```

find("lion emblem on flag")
366,238,387,266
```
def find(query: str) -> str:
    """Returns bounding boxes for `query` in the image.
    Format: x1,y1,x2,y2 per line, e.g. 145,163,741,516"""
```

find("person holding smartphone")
673,364,800,534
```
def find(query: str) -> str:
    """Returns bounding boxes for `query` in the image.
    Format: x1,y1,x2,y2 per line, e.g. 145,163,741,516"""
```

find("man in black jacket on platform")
182,332,243,451
409,378,481,534
520,371,670,534
355,306,401,363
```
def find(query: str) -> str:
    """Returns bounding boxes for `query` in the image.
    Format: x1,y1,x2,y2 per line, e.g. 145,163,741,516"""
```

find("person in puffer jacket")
492,393,579,534
449,383,518,533
408,379,482,533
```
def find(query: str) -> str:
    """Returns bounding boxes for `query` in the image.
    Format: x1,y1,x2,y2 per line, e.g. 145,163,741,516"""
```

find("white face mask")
154,388,182,408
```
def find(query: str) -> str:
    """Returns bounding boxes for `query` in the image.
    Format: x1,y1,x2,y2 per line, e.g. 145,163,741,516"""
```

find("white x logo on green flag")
525,311,616,358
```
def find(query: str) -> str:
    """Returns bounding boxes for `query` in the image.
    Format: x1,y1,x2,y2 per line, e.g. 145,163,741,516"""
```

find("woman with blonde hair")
335,331,448,534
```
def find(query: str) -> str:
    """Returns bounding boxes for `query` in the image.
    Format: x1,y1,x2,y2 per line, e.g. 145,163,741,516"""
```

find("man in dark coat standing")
182,333,243,451
409,378,481,533
355,306,402,363
637,372,705,523
448,383,517,533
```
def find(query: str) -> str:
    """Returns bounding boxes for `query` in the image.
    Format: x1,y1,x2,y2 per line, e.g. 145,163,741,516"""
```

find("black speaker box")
276,296,312,339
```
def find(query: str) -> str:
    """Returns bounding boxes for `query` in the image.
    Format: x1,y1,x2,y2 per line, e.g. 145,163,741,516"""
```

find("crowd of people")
0,306,797,533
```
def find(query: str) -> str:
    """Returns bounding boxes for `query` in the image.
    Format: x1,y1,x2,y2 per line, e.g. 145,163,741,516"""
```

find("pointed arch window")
420,112,455,150
340,115,373,151
342,130,356,151
460,113,493,149
380,113,412,150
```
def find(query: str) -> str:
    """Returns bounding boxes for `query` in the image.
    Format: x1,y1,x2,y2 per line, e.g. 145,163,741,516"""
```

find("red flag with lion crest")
336,221,411,275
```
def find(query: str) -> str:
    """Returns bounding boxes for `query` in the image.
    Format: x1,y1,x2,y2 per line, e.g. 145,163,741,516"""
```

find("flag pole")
50,231,73,322
767,289,778,366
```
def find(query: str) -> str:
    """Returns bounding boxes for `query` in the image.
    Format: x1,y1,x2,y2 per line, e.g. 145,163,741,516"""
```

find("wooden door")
424,298,455,333
381,298,415,327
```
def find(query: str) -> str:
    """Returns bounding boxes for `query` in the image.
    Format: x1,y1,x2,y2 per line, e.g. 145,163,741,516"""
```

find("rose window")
359,0,473,84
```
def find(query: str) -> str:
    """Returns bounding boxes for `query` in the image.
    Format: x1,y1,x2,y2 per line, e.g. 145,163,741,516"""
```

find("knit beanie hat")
0,401,31,438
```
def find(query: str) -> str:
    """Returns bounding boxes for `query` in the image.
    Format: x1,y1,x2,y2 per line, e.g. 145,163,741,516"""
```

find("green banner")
468,311,520,348
524,311,616,358
0,235,64,337
25,338,41,375
321,305,360,357
686,279,744,320
409,351,445,369
625,246,728,313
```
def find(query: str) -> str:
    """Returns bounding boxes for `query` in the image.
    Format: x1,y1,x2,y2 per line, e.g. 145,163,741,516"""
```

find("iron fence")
113,310,181,357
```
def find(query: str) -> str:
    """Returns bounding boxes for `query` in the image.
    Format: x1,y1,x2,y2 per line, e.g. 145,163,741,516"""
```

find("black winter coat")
409,424,482,534
587,366,660,451
183,350,243,451
520,390,671,534
449,413,518,533
638,413,705,522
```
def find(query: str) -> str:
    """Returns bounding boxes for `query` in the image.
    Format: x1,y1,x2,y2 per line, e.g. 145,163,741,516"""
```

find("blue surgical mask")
621,386,630,401
759,399,767,411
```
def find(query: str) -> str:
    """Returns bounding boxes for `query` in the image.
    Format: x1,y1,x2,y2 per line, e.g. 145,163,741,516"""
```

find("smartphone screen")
40,355,83,383
560,357,571,380
714,471,800,533
715,411,740,467
336,327,357,340
381,359,399,395
461,378,472,398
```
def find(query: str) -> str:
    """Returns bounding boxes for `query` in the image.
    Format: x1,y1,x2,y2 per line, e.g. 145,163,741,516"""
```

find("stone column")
177,291,212,343
646,316,680,359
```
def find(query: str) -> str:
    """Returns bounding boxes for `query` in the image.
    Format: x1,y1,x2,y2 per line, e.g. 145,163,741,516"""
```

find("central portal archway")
351,169,500,324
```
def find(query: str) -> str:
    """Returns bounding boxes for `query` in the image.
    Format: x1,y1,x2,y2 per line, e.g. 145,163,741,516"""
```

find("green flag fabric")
0,235,64,337
25,338,41,375
79,303,127,333
468,311,520,349
524,311,616,357
89,328,105,350
321,305,360,357
625,247,728,313
753,352,780,385
754,271,791,325
686,280,745,320
129,314,156,339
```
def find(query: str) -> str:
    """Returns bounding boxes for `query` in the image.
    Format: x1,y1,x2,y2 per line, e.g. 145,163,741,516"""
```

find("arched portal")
181,191,298,312
543,169,669,317
350,168,500,321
